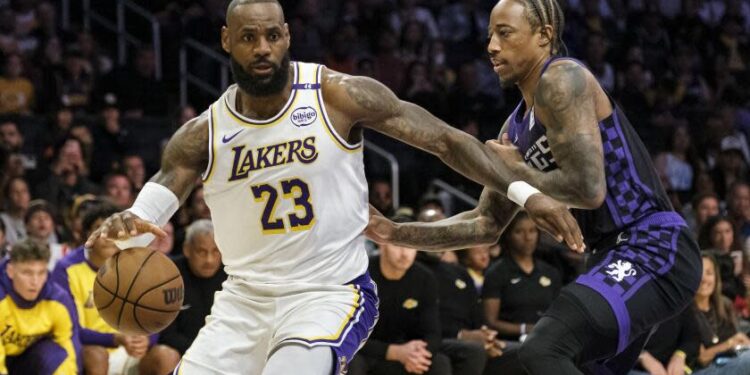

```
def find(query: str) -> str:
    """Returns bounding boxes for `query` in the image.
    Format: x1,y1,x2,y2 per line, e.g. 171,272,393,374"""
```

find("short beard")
231,53,291,97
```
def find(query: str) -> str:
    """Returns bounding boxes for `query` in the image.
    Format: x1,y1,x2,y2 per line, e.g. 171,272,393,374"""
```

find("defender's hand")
525,194,585,252
84,211,167,248
365,204,395,244
486,135,525,170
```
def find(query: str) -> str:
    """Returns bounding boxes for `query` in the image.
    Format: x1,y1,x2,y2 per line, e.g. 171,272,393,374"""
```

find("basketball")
93,247,184,335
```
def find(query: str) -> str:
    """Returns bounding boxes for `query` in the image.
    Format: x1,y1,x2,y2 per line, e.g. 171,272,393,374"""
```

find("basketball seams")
116,251,157,328
133,273,183,334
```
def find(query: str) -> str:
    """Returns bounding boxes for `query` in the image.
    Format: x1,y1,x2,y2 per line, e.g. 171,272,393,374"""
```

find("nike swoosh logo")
222,130,243,143
180,304,191,311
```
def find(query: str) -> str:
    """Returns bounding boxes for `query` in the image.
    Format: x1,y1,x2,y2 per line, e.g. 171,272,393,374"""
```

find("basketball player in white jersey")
85,0,584,373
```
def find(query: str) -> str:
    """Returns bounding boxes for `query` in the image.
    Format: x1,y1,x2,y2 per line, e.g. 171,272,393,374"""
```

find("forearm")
486,319,524,338
511,160,605,209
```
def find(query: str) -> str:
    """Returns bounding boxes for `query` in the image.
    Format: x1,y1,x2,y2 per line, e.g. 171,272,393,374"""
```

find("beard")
231,52,291,97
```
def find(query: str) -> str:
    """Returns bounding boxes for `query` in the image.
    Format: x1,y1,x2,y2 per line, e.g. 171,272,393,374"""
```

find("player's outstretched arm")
321,68,519,193
85,114,209,248
367,186,583,252
486,61,607,209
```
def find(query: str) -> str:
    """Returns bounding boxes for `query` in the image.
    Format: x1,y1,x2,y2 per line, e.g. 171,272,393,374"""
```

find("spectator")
369,180,394,217
584,32,615,92
653,124,700,203
699,216,745,302
460,245,491,294
54,47,95,111
710,145,748,200
351,218,449,375
35,136,99,211
482,213,562,342
157,220,225,361
52,202,174,375
122,154,147,192
187,185,211,222
0,176,30,245
628,306,700,375
388,0,439,40
684,193,720,236
24,200,67,270
419,250,504,375
692,253,750,373
0,53,34,114
726,182,750,247
0,218,7,257
90,97,127,180
0,120,38,176
102,173,134,210
0,238,80,375
373,29,406,94
107,46,168,117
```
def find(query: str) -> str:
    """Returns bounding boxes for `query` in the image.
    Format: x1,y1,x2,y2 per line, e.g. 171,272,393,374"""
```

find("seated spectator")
628,305,700,375
460,245,492,294
0,176,30,245
0,239,80,375
0,219,7,257
24,200,67,270
691,253,750,373
699,216,746,301
653,124,699,204
121,154,146,192
684,193,720,237
420,250,513,375
35,136,100,211
0,121,39,177
0,53,34,114
482,213,562,342
157,220,225,364
51,202,176,375
103,173,134,209
351,217,449,375
726,182,750,249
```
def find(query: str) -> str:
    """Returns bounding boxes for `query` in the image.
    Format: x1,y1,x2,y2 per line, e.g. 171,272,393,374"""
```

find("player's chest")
509,111,558,172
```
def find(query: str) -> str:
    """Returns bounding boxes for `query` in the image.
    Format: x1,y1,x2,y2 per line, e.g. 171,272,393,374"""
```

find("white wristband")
507,181,541,207
520,323,527,335
113,182,180,250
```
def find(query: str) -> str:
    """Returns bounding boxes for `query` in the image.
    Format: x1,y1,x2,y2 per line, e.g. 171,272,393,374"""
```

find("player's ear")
221,26,230,54
538,24,553,50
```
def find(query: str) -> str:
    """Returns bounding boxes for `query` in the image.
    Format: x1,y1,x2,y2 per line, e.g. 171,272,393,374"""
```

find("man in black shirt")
420,251,503,375
157,219,226,359
350,237,450,375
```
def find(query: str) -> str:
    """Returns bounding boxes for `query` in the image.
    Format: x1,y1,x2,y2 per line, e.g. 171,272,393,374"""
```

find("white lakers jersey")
202,62,369,285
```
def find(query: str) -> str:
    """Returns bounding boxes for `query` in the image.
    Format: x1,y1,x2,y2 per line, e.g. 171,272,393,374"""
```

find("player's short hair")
226,0,283,23
514,0,566,55
185,219,214,246
10,238,50,263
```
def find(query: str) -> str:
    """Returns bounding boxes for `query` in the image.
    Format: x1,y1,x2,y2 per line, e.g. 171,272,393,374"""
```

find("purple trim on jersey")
81,328,116,347
576,271,631,354
6,338,69,375
279,272,379,375
612,109,655,201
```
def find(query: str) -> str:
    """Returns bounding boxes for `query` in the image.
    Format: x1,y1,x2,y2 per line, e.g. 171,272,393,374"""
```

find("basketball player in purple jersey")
367,0,702,373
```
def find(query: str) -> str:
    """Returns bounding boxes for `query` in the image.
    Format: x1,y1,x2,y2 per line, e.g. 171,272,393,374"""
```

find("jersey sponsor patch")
291,107,317,127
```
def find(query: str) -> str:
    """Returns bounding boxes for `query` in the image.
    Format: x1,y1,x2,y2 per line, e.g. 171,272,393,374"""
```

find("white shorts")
173,273,378,375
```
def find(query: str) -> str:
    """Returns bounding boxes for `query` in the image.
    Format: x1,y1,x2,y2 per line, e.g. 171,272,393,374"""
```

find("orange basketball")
93,247,184,335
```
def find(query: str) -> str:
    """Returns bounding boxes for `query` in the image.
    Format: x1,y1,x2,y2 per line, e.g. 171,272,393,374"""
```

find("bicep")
152,114,209,203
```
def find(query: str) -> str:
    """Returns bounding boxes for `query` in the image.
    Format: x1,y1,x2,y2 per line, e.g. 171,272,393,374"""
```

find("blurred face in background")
710,220,735,253
0,122,23,150
26,211,54,241
380,243,417,275
123,155,146,189
465,245,491,272
8,260,48,301
7,178,30,211
729,184,750,220
184,232,222,278
695,196,719,227
105,175,133,209
696,257,716,299
509,217,539,256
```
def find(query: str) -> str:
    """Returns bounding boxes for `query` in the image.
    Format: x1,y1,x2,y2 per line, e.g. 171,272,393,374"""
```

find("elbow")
575,176,606,209
476,215,502,245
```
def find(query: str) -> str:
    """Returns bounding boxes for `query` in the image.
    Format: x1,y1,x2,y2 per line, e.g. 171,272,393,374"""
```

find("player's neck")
235,70,294,120
517,54,551,111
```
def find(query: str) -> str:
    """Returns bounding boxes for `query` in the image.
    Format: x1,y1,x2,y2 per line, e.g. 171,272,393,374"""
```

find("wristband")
113,182,179,250
507,181,541,207
673,350,686,359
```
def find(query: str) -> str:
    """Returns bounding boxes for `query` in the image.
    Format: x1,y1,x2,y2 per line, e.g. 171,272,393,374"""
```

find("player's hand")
486,135,525,168
666,353,686,375
85,211,166,248
524,193,585,252
365,204,395,244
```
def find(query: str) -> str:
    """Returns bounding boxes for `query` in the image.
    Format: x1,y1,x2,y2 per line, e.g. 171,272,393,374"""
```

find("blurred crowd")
0,0,749,374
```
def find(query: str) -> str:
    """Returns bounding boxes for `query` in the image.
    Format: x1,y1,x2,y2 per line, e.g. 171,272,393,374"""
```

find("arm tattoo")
338,75,519,192
515,61,606,208
150,114,209,203
389,188,519,251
